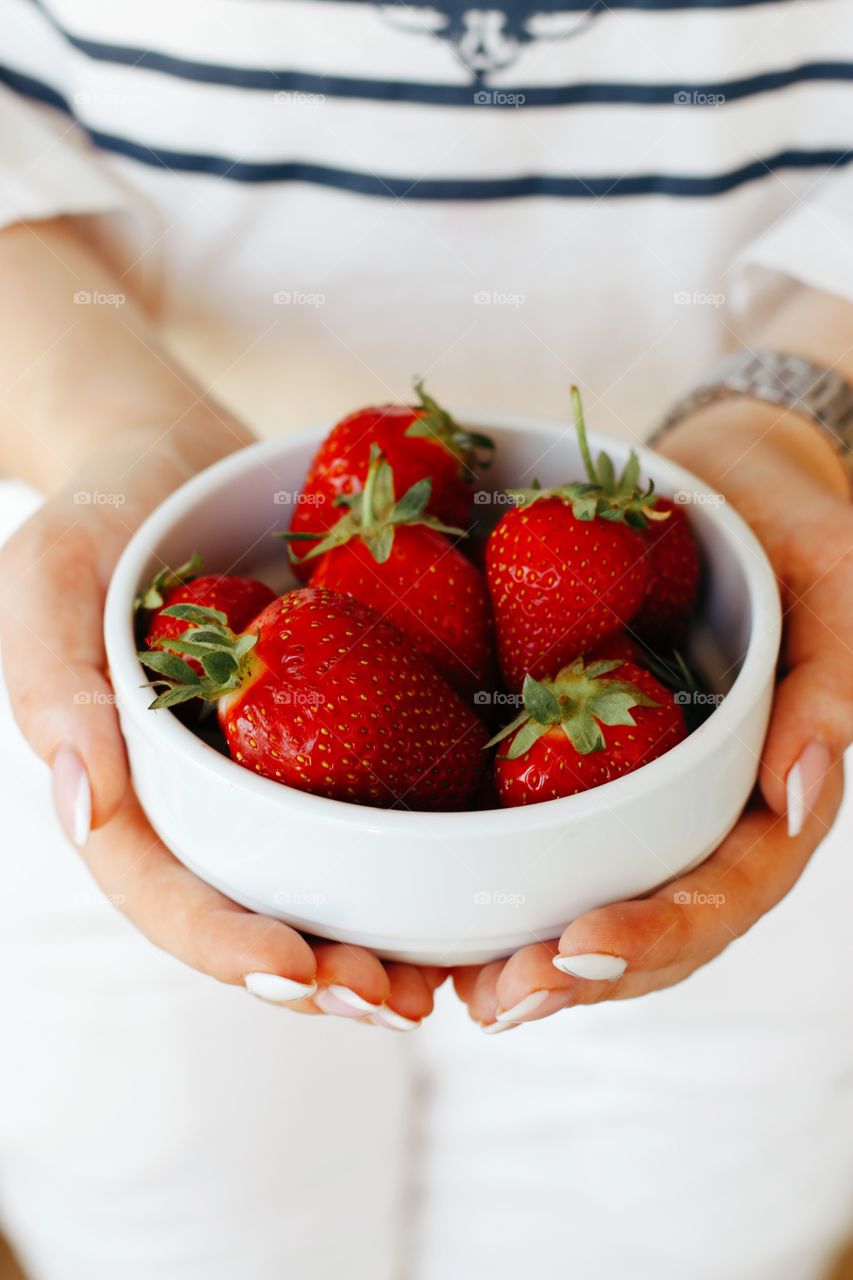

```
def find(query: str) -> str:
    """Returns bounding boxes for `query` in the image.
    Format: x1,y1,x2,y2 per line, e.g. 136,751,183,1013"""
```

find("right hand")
0,433,443,1029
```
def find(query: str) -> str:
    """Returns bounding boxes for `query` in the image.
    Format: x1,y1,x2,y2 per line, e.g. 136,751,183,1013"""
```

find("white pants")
3,480,853,1280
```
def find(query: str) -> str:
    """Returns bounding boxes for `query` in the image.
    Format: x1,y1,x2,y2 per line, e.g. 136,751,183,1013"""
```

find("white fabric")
2,0,853,436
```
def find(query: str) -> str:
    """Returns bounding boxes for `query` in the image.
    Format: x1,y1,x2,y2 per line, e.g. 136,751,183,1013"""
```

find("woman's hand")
0,217,443,1028
0,435,444,1029
453,402,853,1031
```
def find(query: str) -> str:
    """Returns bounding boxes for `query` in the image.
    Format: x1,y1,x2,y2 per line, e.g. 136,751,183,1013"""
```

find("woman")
0,1,852,1276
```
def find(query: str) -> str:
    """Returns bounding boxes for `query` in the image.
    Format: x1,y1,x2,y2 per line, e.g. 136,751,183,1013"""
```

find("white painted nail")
495,990,549,1023
481,1020,520,1035
786,741,830,838
52,745,91,848
245,973,317,1003
315,985,380,1018
786,761,805,838
552,953,627,981
371,1006,422,1032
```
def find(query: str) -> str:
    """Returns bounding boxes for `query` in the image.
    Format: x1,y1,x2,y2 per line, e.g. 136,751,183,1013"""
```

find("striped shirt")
2,0,853,439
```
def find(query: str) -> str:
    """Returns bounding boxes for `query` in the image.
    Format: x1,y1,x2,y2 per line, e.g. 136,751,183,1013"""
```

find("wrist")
657,397,850,501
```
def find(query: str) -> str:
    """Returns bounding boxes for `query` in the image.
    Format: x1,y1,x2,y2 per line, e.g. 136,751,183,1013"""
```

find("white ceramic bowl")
104,416,781,965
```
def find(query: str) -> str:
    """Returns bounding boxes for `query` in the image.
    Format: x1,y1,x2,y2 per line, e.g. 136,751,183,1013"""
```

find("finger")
82,790,317,998
370,963,435,1030
550,762,844,994
760,659,850,828
311,942,392,1020
493,942,591,1023
1,524,128,830
492,764,845,1020
463,960,520,1034
760,544,853,824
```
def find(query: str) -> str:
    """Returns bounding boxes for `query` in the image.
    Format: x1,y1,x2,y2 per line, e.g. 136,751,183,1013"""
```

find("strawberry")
282,449,494,700
491,657,687,806
138,587,487,811
591,630,647,667
288,383,493,578
632,497,700,649
139,555,275,675
486,390,668,691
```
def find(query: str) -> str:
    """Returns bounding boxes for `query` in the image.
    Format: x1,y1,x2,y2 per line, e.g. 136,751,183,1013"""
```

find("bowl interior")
106,416,779,816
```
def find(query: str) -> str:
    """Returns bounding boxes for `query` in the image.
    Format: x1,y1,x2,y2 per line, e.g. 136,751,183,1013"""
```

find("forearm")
0,217,252,491
658,283,852,503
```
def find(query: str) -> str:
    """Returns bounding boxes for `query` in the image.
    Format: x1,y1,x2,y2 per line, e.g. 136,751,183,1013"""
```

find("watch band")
651,350,853,480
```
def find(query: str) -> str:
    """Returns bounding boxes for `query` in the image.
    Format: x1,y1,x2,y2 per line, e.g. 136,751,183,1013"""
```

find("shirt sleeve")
0,85,129,230
728,165,853,328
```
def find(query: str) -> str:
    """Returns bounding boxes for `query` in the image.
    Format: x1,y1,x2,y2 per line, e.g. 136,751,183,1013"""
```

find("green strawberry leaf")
160,603,228,627
390,477,432,523
504,718,551,761
138,650,201,684
201,650,238,684
365,525,395,564
562,711,605,754
522,674,561,724
134,552,203,612
596,451,615,491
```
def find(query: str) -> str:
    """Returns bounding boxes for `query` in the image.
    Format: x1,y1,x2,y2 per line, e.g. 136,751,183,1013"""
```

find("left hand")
454,405,853,1031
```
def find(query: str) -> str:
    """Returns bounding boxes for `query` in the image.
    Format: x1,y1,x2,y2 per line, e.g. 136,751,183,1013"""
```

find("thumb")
0,521,129,837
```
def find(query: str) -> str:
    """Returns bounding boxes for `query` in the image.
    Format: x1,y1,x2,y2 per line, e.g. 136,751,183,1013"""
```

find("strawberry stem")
277,449,466,567
486,657,659,760
571,386,598,487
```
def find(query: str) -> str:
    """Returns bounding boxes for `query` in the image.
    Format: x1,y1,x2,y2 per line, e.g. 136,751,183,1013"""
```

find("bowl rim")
104,414,782,834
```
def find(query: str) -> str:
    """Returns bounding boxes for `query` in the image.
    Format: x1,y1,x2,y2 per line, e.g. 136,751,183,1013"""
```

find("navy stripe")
2,65,851,200
24,0,853,107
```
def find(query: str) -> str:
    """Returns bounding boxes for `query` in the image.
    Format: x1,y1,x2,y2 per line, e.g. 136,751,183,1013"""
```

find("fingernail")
245,973,317,1003
314,985,381,1018
371,1006,422,1032
52,745,91,847
786,740,831,838
495,990,549,1023
481,1020,521,1035
552,953,627,981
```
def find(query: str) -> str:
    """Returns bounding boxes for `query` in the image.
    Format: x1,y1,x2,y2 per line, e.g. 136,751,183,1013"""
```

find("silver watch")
652,349,853,480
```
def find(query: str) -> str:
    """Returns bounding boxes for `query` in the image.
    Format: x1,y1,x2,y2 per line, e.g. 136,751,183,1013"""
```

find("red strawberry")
492,658,687,806
591,630,646,667
486,389,668,691
139,588,487,811
283,450,494,700
288,383,493,578
632,497,700,649
139,555,275,675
